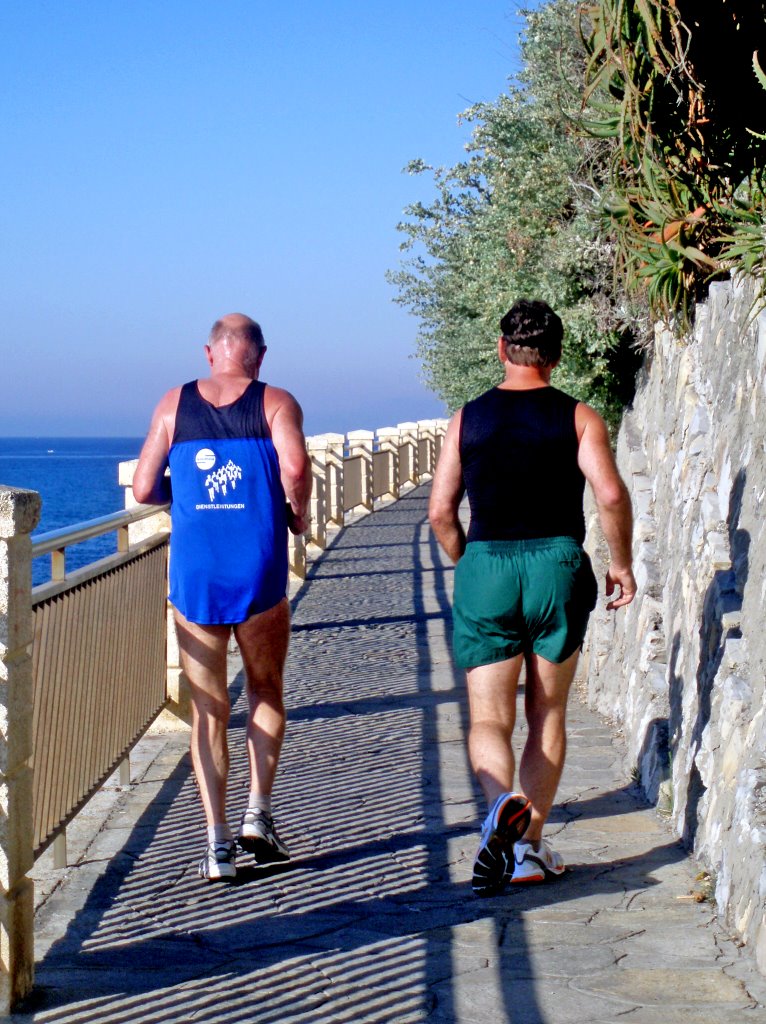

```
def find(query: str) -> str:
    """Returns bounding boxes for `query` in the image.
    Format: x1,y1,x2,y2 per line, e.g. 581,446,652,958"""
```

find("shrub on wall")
579,0,766,319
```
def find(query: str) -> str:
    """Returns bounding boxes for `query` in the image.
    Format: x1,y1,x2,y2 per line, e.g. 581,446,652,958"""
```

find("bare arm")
576,404,636,609
428,411,466,563
132,389,180,505
265,386,312,535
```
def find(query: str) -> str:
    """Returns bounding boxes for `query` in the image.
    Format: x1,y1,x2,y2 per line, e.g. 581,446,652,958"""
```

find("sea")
0,437,144,587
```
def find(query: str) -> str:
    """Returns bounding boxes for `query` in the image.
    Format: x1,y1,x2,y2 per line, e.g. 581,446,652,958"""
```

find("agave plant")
578,0,766,319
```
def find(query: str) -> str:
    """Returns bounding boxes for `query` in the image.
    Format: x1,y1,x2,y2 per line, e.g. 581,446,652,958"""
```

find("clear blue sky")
1,1,537,437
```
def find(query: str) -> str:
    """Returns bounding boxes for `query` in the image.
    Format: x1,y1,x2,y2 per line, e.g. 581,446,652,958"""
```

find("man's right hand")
286,505,310,536
605,564,637,610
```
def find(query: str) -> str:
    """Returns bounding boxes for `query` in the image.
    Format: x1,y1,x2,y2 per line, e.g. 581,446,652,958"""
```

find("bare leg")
466,654,525,807
174,611,232,827
519,648,580,842
234,598,290,798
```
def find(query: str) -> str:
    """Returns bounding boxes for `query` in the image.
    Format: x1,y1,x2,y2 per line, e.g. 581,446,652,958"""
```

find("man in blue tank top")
133,314,311,881
429,300,636,896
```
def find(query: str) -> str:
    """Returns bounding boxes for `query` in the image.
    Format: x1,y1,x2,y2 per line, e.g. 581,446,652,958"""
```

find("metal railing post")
0,485,41,1012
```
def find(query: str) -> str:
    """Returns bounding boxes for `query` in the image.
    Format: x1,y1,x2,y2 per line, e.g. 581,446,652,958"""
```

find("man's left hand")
605,564,637,610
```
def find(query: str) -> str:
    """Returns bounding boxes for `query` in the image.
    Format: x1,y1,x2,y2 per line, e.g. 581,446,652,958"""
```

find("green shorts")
452,537,598,669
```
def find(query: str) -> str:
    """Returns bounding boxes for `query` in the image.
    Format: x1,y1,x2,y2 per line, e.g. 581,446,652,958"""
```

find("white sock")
208,823,233,844
248,794,272,814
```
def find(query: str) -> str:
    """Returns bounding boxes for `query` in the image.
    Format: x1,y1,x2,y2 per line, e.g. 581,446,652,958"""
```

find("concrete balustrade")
118,418,449,587
294,420,447,566
116,418,448,734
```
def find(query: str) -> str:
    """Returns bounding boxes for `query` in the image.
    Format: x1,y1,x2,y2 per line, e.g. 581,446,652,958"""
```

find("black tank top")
172,380,270,444
460,386,585,543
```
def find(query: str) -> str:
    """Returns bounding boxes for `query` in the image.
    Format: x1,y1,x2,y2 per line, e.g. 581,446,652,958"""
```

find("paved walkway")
16,486,766,1023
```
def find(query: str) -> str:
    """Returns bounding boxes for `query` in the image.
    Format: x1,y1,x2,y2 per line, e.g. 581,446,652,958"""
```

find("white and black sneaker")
198,839,237,881
238,809,290,864
472,792,532,897
510,839,565,884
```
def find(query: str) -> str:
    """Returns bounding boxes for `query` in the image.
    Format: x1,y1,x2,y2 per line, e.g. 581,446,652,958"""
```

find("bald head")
209,313,265,351
205,313,267,378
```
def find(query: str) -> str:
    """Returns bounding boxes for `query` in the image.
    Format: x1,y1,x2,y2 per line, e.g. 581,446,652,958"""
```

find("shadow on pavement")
16,489,691,1024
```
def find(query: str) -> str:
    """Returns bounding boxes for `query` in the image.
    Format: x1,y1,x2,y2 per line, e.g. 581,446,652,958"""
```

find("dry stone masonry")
583,275,766,969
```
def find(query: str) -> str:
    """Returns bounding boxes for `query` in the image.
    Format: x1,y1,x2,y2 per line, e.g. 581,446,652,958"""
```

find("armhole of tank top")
249,380,270,440
170,381,198,447
571,398,585,444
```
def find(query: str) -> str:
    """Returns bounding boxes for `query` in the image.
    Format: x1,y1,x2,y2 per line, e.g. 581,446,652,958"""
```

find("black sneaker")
198,839,237,881
472,792,532,897
238,809,290,863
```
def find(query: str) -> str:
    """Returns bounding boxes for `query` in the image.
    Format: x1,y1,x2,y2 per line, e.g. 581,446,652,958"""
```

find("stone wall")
582,276,766,968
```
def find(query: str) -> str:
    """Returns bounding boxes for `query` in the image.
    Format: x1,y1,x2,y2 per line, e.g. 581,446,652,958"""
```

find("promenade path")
16,486,766,1023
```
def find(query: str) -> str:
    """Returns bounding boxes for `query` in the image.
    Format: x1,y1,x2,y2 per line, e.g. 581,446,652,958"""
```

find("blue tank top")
460,385,585,544
168,380,288,624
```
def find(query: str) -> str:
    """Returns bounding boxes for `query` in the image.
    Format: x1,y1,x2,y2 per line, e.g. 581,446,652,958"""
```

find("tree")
389,0,643,429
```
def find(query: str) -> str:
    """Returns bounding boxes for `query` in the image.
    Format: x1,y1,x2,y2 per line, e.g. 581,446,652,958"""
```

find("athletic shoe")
510,839,565,884
472,792,532,896
198,839,237,881
238,809,290,863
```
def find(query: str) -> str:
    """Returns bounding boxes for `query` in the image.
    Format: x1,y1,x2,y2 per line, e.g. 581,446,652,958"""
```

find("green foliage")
389,0,643,430
580,0,766,319
391,2,766,423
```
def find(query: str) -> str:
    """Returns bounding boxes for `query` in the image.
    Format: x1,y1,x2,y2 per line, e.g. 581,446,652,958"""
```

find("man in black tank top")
429,300,636,895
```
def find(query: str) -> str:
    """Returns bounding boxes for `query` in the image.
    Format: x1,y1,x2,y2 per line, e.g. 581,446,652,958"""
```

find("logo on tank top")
194,449,245,510
195,448,216,470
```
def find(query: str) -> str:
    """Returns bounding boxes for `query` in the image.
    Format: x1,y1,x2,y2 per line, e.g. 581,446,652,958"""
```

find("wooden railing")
0,416,447,1011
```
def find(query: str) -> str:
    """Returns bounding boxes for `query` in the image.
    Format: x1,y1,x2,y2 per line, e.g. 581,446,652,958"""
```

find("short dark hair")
209,316,265,350
499,299,563,367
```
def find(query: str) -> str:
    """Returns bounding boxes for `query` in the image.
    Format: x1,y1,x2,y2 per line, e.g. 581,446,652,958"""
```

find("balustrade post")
433,418,449,462
288,530,306,580
375,428,401,503
417,419,437,479
396,422,420,489
0,485,41,1012
346,431,374,512
118,460,170,545
324,434,345,528
306,436,329,551
119,461,189,731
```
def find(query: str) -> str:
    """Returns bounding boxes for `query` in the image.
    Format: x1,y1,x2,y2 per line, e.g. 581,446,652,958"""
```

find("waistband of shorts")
465,536,583,554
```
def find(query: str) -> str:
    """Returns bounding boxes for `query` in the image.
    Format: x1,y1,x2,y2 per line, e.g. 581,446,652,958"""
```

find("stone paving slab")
13,486,766,1023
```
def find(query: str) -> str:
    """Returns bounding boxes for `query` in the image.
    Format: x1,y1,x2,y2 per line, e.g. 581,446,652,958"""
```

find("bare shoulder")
263,384,304,427
574,401,609,443
444,407,463,444
146,385,183,446
434,409,463,473
156,385,183,417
